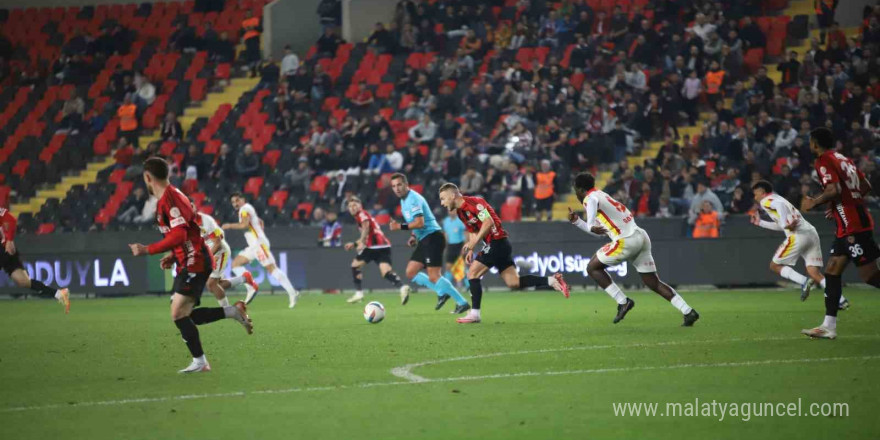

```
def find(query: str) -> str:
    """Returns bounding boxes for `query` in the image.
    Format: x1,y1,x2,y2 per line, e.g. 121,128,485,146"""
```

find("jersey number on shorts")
849,244,864,258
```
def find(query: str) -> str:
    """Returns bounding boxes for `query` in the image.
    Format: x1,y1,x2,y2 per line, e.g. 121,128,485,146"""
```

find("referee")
442,211,469,289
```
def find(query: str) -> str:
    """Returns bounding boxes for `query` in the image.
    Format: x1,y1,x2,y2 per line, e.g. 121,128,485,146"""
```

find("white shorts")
239,242,277,268
210,241,232,279
596,227,657,273
772,230,823,267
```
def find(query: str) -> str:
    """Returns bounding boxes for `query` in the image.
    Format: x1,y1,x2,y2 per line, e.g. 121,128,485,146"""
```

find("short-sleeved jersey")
814,151,874,237
238,203,270,247
758,193,815,237
443,215,466,245
196,212,226,249
400,189,441,241
0,207,16,245
156,186,209,272
582,189,637,240
456,196,508,244
354,210,391,248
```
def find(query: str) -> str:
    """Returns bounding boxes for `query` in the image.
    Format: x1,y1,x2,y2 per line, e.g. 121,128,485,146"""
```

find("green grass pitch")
0,288,878,439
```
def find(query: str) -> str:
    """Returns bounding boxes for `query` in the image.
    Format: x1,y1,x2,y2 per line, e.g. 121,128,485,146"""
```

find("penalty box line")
3,336,879,413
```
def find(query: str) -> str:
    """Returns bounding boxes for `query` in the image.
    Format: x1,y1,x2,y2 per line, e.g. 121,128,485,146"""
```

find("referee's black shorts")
410,231,446,268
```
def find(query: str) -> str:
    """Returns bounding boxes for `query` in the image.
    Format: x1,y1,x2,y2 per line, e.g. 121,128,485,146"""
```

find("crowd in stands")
7,0,880,237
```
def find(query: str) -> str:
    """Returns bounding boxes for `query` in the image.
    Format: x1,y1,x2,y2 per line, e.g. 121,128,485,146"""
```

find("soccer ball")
364,301,385,323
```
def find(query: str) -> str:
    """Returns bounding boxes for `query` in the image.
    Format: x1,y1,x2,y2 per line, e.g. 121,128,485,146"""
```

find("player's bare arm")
567,207,580,223
129,243,149,256
803,183,840,211
4,240,15,255
356,220,370,252
159,253,175,269
390,215,425,231
407,234,417,247
462,215,493,264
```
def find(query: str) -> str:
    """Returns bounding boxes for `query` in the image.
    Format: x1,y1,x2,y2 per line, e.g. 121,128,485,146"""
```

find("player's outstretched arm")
803,183,840,211
569,203,603,237
222,218,249,230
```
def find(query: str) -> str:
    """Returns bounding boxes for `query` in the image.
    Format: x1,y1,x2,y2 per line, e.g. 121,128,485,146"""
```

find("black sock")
824,274,842,317
352,267,363,291
383,271,403,287
174,317,204,358
518,275,549,289
190,307,225,325
29,280,57,298
468,278,482,309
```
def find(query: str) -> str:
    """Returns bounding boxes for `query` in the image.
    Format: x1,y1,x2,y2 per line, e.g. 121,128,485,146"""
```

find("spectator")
285,157,312,196
280,45,300,79
242,10,262,76
114,138,135,169
460,167,485,195
210,143,235,180
704,60,726,108
409,115,437,143
235,144,260,178
688,180,724,224
117,187,150,223
351,83,374,114
385,144,404,171
59,92,85,133
367,22,394,53
533,160,556,221
117,95,138,147
159,112,183,142
692,201,721,238
778,51,801,88
318,210,343,247
316,27,343,58
133,73,155,109
180,144,207,179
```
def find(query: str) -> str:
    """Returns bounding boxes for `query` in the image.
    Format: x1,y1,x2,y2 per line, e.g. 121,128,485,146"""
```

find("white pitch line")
389,334,880,382
3,336,879,413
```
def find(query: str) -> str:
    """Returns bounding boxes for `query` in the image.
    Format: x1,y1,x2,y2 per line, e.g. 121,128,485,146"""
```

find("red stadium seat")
268,190,289,210
244,177,263,198
500,197,522,222
310,175,330,197
293,202,314,220
263,150,282,168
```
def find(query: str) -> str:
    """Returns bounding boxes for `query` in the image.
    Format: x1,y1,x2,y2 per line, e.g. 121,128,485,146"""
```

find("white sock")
819,278,826,288
471,308,481,316
780,266,808,286
54,291,62,300
227,275,245,287
232,267,254,294
270,268,297,297
223,306,237,318
670,293,693,315
195,354,207,363
218,297,230,307
822,315,837,330
604,283,628,305
355,290,364,297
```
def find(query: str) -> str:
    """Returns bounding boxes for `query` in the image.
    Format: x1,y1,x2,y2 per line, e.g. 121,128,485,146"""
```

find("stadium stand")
4,0,880,236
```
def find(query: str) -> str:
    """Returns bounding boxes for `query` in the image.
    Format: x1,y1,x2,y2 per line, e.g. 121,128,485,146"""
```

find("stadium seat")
293,202,314,220
268,190,289,210
310,175,330,197
244,177,264,198
263,150,282,169
374,213,391,225
36,223,56,235
500,197,523,222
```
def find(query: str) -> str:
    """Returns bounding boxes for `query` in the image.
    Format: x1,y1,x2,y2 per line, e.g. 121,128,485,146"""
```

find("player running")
223,192,300,308
343,196,411,303
800,127,880,339
568,172,700,326
0,207,70,313
750,180,850,308
194,206,259,307
129,158,253,373
437,183,570,324
387,173,470,313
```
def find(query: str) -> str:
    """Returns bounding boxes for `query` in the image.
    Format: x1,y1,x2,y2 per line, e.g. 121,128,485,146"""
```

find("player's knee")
427,272,441,283
768,262,782,273
506,279,521,289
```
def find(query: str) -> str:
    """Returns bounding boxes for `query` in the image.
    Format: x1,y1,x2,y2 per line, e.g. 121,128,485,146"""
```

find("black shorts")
536,197,554,211
0,249,24,276
830,231,880,267
446,243,464,264
172,267,210,307
475,237,515,272
410,231,446,267
356,247,392,265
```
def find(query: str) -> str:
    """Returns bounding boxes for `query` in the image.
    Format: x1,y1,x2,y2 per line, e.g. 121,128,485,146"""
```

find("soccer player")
194,206,259,307
343,196,411,304
750,181,849,308
387,173,470,313
437,183,570,324
223,192,300,308
0,207,70,313
800,127,880,339
129,158,253,373
442,211,469,289
568,172,700,326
